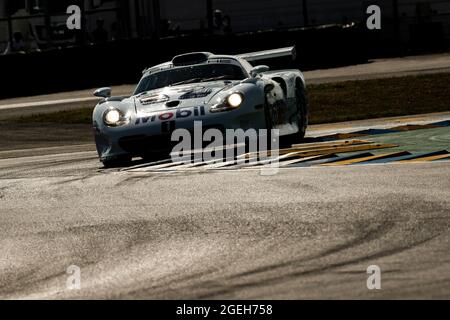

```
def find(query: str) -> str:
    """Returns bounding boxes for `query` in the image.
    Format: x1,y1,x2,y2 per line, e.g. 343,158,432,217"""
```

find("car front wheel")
292,85,308,142
102,155,132,168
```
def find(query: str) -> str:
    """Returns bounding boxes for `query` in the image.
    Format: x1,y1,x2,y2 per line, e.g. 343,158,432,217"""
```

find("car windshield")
134,63,247,94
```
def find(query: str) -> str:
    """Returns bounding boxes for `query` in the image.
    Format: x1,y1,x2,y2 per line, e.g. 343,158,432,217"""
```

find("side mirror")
94,87,111,98
250,65,269,78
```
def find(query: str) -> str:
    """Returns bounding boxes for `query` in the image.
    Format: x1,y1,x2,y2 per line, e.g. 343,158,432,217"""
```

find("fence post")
7,14,13,46
392,0,400,46
302,0,309,27
152,0,161,38
41,0,52,47
206,0,213,34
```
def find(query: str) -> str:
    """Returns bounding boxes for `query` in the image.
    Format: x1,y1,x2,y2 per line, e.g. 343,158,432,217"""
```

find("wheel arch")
270,76,288,97
295,76,306,90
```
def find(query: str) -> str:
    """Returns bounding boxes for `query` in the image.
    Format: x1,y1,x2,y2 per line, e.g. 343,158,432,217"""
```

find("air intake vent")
172,52,212,66
166,101,180,108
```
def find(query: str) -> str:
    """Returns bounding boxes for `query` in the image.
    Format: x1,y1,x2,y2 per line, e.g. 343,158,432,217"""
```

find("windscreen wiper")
200,75,234,82
170,78,203,86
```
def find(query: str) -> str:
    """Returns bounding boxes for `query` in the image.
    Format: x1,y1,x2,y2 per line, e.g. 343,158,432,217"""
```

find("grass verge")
10,73,450,125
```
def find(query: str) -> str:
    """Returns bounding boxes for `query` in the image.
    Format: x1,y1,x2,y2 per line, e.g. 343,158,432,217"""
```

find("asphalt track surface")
0,117,449,299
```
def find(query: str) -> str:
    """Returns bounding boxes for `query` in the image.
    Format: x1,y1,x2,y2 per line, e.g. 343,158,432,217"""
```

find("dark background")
0,0,448,99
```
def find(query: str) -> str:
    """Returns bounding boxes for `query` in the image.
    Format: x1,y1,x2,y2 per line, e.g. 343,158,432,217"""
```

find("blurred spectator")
92,19,108,43
277,21,284,29
172,23,181,36
111,22,120,41
223,15,232,34
214,9,224,34
160,19,172,37
3,32,26,54
199,20,206,33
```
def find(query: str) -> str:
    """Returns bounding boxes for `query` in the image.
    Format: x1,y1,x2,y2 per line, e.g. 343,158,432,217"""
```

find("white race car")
92,46,308,167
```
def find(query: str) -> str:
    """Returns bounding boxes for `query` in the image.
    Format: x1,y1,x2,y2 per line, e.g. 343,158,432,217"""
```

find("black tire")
102,155,132,168
141,151,170,163
292,84,308,143
263,92,275,150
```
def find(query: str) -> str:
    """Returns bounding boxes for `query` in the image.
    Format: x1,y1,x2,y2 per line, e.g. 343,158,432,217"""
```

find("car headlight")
210,92,244,113
103,107,130,127
227,93,243,107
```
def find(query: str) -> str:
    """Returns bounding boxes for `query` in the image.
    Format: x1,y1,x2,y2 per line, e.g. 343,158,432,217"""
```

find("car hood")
133,81,237,114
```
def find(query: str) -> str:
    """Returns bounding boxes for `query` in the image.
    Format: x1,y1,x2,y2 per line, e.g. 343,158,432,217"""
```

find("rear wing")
236,46,296,62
